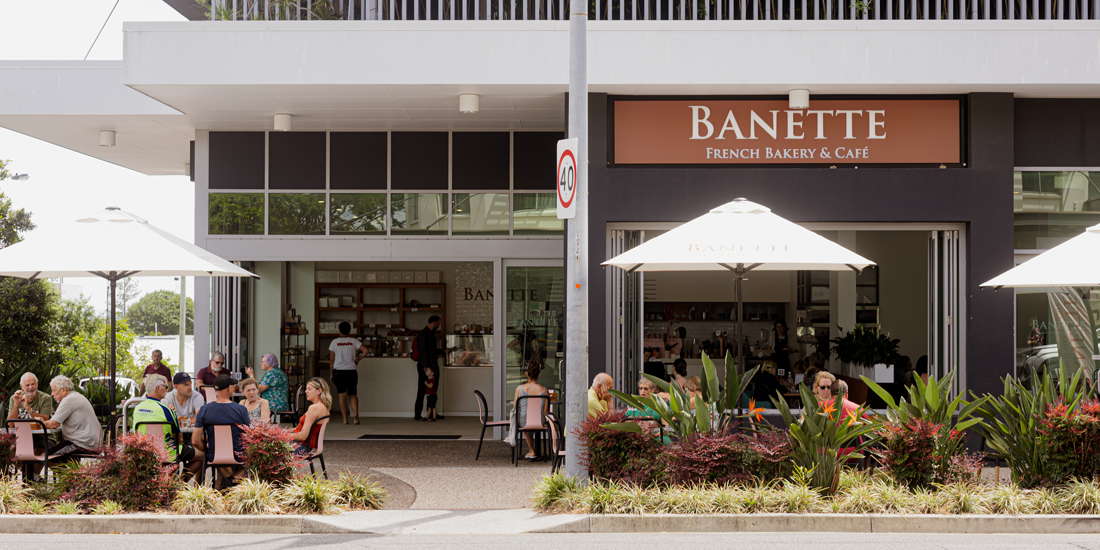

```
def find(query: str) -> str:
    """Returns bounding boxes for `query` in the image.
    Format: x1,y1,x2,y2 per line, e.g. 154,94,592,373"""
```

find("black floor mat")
356,434,462,440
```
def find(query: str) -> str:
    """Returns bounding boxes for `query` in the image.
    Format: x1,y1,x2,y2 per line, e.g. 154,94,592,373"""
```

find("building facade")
2,3,1100,420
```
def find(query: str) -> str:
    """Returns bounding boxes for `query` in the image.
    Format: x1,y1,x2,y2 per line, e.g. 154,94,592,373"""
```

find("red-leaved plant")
665,429,789,486
240,421,301,485
57,433,180,510
876,417,981,489
1037,398,1100,485
573,409,665,486
0,431,15,478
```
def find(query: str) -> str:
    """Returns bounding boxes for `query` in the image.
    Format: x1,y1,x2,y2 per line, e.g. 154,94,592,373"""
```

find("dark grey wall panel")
452,132,510,190
1015,99,1100,167
392,132,448,190
514,132,564,190
585,93,1015,396
330,132,388,190
269,132,326,190
189,140,195,183
209,132,264,190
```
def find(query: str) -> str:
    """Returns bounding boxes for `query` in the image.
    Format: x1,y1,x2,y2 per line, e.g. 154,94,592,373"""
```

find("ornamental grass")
532,472,1100,516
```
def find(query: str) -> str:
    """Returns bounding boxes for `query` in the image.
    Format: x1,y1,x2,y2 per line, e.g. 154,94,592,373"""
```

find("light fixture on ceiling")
459,94,479,114
274,113,292,132
789,89,810,110
99,130,116,147
10,173,29,181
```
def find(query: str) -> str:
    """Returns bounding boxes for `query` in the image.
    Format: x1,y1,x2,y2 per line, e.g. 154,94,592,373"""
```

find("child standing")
423,366,438,421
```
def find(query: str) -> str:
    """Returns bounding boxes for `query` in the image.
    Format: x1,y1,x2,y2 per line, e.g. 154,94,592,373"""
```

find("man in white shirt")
329,321,367,425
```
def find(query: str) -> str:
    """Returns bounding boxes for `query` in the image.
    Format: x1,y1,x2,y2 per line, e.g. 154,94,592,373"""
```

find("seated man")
586,373,614,417
134,374,202,479
26,375,102,462
831,379,863,422
192,374,250,488
164,372,205,428
6,373,55,461
624,378,666,438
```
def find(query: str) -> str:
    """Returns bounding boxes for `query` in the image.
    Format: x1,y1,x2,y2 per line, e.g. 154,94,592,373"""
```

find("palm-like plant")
601,351,759,441
775,384,876,494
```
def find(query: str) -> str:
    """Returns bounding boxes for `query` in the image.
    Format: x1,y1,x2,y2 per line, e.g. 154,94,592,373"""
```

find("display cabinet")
315,282,446,364
445,334,494,367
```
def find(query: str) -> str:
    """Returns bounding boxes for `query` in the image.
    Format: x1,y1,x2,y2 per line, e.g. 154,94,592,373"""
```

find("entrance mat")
357,434,462,440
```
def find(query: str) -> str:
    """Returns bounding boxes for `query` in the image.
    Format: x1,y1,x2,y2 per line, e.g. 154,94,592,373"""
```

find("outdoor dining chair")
301,414,331,479
473,390,508,461
198,423,245,487
6,419,48,483
199,385,216,404
514,394,550,466
134,420,186,474
546,413,567,474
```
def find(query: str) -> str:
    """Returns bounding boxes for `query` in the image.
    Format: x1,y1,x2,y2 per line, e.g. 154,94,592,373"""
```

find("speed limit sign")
556,138,578,219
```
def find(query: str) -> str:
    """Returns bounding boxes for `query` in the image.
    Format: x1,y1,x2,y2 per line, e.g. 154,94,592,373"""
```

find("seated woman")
513,362,548,461
292,377,332,456
671,358,689,390
239,377,271,425
624,378,671,444
752,360,785,409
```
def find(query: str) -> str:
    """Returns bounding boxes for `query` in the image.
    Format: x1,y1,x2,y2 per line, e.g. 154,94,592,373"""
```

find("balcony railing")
204,0,1100,20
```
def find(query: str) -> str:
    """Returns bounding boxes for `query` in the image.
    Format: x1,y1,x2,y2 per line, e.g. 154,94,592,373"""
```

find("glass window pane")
452,193,509,235
513,193,564,235
505,266,565,411
1016,287,1099,383
1014,171,1100,249
208,193,264,235
269,193,326,235
330,193,386,235
391,193,447,235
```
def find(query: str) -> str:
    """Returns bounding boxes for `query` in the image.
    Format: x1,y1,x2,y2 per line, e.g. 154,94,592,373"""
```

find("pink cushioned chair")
200,424,245,486
474,390,508,461
6,419,47,482
302,414,330,479
514,394,549,466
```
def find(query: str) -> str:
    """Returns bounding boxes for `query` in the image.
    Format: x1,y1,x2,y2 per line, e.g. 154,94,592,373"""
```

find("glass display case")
445,334,494,367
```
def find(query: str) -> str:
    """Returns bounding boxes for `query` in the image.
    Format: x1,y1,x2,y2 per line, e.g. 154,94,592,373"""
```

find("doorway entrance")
502,261,565,415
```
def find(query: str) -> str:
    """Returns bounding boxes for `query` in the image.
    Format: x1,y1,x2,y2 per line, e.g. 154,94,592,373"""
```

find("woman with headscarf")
245,353,290,417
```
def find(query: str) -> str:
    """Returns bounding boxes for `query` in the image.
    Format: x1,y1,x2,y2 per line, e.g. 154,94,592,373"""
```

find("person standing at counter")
766,321,795,376
330,322,367,425
415,316,455,421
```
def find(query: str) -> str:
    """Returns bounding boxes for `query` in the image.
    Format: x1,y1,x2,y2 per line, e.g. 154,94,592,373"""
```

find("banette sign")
613,99,961,165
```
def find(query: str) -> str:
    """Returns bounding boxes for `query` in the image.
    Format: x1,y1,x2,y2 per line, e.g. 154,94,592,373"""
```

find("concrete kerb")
0,512,1098,534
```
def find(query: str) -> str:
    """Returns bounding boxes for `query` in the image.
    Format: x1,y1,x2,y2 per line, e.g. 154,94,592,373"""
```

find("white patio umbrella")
982,223,1100,289
0,207,257,409
603,198,875,410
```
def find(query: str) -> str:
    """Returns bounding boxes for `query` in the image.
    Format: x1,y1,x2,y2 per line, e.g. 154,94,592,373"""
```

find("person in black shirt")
415,316,454,421
753,360,785,409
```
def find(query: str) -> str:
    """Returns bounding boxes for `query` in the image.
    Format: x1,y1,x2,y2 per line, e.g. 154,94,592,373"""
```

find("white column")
829,231,857,375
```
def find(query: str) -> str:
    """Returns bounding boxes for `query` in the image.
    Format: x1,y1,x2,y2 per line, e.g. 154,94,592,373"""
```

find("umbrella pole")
735,265,744,424
109,275,117,413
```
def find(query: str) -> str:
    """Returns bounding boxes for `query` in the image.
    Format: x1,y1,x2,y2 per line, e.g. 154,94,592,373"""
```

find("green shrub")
532,472,581,510
52,500,80,515
172,485,226,515
91,500,123,515
1037,400,1100,485
224,479,280,515
333,471,387,510
971,365,1092,488
1055,478,1100,515
278,476,339,515
776,384,875,494
0,477,27,513
574,409,665,487
0,431,15,478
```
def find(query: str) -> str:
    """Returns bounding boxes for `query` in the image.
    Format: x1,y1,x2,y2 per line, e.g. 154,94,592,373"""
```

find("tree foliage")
117,278,140,318
62,316,142,383
128,289,194,336
0,160,35,249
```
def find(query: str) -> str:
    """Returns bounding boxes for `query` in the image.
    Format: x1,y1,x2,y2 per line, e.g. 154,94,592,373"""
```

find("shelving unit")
281,327,309,391
314,283,446,362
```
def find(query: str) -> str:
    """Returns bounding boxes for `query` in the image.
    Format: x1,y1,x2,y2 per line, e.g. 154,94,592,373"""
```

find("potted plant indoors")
829,325,902,380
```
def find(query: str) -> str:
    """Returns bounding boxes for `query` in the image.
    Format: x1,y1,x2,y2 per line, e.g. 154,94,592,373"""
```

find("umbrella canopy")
603,198,875,273
0,207,254,279
982,223,1100,288
0,207,256,413
603,198,875,411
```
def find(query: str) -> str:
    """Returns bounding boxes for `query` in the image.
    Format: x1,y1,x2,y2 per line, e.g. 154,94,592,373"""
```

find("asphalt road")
2,533,1099,549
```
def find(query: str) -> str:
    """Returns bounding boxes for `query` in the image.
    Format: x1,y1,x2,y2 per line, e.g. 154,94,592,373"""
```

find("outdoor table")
0,427,60,435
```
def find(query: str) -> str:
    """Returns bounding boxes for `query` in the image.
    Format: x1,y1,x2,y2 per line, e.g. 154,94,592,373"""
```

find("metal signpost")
564,0,589,480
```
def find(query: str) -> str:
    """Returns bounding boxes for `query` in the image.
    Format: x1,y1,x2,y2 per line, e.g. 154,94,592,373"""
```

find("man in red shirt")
195,352,226,388
142,350,173,391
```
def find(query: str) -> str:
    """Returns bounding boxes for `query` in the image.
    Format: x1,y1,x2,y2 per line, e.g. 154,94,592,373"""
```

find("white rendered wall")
124,21,1100,95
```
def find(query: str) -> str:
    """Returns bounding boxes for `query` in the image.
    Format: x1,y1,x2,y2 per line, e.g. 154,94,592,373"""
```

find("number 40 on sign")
556,138,578,220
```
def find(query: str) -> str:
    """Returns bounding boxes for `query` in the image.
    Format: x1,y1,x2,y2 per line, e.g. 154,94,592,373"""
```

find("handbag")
505,407,517,447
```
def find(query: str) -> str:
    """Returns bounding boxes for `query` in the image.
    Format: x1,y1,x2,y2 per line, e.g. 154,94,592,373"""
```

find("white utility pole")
179,276,187,372
564,0,589,479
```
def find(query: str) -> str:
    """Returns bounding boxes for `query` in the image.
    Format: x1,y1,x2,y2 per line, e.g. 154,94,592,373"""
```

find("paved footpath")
1,532,1099,550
